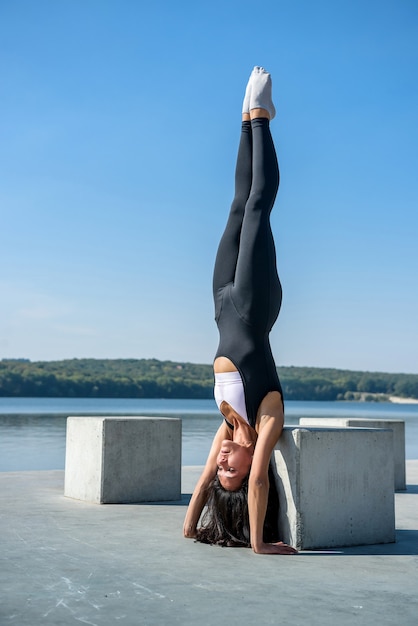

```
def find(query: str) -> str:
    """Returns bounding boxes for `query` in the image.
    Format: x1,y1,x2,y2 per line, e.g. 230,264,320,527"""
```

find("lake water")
1,397,418,471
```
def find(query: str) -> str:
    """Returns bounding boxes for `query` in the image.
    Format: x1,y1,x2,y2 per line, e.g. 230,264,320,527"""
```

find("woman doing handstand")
183,67,297,555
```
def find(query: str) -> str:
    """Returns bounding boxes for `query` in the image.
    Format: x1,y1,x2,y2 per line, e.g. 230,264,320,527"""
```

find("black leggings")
213,118,282,331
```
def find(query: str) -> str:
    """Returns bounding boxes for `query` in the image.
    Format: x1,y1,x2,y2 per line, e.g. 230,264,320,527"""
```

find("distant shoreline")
1,358,417,403
389,396,418,405
354,392,418,404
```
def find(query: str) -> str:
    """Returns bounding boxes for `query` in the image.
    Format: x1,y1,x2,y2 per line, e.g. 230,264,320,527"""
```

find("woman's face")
216,440,253,491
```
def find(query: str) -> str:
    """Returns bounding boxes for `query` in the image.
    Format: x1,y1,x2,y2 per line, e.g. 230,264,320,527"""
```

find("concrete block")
273,426,395,550
64,416,181,503
299,418,406,491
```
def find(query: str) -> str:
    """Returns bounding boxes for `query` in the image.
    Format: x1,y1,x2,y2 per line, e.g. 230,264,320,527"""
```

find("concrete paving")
1,462,418,626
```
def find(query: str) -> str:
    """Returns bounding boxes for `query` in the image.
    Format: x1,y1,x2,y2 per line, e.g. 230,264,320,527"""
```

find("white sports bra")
214,371,249,425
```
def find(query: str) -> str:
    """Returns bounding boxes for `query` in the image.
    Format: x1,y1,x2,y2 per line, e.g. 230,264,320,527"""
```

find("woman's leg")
232,94,281,329
212,120,253,295
213,66,276,297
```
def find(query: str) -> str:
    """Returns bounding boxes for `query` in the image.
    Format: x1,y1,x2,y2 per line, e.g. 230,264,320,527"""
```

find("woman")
183,67,297,555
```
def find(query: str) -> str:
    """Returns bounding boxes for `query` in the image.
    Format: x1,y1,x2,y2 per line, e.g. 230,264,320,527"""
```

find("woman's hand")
183,523,197,539
252,541,298,555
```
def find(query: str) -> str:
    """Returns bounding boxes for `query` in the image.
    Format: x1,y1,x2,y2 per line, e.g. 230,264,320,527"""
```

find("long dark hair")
195,463,280,548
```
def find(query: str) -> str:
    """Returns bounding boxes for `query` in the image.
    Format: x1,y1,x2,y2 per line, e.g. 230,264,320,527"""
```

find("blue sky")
1,0,417,373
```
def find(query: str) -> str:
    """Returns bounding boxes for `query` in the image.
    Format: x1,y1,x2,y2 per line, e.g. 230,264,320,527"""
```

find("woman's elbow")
249,474,269,490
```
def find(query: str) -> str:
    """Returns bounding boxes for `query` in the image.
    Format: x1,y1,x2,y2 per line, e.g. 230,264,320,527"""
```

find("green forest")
1,358,418,401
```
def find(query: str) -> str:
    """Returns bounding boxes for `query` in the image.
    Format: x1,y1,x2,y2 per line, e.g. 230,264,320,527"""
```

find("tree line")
1,358,417,401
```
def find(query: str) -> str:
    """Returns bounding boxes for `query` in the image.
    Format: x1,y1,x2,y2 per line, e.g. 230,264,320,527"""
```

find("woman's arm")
183,420,231,538
248,393,297,554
